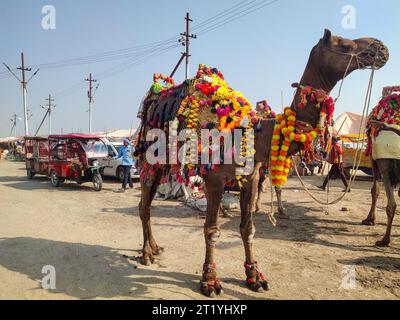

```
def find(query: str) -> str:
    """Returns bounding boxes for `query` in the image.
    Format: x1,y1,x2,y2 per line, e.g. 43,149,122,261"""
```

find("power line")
196,0,280,36
27,38,179,70
191,0,256,31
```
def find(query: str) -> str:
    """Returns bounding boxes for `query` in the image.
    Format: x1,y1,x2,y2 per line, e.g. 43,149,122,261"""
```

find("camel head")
303,29,389,89
294,29,389,127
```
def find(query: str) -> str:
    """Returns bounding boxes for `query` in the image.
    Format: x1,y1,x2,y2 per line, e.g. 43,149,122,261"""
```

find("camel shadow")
219,200,397,254
0,237,263,300
338,256,400,272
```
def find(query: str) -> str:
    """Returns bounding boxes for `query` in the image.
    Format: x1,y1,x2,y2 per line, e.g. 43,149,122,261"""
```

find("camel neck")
299,60,337,93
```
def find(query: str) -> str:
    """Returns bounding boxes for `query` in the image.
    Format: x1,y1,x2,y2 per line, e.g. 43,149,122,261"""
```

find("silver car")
100,139,139,182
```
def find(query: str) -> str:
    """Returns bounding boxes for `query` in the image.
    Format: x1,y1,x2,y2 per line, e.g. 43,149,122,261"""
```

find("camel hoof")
276,211,290,220
361,219,375,226
376,239,390,247
140,257,152,266
247,280,269,293
152,246,164,256
200,282,224,298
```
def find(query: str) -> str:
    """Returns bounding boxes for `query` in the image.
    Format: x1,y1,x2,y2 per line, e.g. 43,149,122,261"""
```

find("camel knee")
240,221,256,244
205,227,221,247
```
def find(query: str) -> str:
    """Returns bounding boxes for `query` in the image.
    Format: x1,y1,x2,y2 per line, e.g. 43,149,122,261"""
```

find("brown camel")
136,29,388,297
362,101,400,247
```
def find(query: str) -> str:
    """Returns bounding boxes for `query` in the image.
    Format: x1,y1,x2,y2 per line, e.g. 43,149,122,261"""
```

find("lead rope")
292,65,376,206
268,157,277,227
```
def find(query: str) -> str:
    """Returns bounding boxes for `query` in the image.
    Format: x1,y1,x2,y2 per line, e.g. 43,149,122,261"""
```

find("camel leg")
362,166,380,226
139,171,163,266
240,167,269,292
275,186,288,218
255,174,266,214
200,178,225,298
376,168,397,247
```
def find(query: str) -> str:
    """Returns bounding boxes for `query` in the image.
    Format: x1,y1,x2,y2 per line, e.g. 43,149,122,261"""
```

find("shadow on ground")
0,237,265,300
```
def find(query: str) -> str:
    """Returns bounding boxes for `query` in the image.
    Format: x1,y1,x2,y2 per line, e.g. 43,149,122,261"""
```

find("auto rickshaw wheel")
27,169,35,179
93,172,103,191
50,170,61,187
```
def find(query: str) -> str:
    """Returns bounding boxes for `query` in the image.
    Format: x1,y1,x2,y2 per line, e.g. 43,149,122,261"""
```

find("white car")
99,139,139,182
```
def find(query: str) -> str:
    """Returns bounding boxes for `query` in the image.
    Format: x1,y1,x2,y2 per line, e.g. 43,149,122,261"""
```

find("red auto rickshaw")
48,134,107,191
25,136,50,179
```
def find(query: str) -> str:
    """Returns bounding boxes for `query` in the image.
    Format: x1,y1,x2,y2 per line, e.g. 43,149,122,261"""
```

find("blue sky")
0,0,399,137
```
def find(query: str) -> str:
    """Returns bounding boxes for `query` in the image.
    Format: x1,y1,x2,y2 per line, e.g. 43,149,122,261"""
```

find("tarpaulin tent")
334,112,367,136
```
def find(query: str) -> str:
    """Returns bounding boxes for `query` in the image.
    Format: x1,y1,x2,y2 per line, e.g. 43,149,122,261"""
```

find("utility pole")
3,53,39,137
18,53,31,136
85,73,98,134
43,95,55,134
180,13,197,80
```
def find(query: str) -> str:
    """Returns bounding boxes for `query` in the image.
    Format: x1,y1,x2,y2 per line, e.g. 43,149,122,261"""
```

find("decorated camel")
362,87,400,247
135,29,388,297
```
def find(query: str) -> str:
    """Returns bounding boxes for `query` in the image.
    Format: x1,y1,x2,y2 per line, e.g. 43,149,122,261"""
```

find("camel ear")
322,29,332,44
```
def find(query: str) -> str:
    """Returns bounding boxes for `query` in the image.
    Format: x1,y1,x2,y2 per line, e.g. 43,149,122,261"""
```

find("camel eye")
341,44,354,52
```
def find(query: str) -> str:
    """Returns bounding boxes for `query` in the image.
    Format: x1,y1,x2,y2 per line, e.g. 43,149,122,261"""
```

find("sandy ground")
0,159,399,300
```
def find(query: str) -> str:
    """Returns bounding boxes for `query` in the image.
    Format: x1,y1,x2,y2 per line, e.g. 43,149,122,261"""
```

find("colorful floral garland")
140,65,256,188
366,93,400,155
269,85,335,187
151,73,176,94
270,107,318,186
176,65,255,188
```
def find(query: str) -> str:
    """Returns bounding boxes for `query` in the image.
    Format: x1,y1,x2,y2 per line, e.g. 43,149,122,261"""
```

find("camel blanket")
372,125,400,160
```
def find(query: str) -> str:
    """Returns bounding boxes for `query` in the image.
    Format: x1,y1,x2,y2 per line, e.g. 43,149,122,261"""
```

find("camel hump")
141,82,190,128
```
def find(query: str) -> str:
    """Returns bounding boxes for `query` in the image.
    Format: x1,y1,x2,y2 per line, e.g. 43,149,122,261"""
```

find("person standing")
114,138,134,192
319,136,350,192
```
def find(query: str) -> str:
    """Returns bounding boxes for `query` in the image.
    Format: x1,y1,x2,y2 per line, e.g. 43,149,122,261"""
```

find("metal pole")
48,94,52,134
185,13,190,80
89,73,92,134
85,73,97,134
21,53,29,136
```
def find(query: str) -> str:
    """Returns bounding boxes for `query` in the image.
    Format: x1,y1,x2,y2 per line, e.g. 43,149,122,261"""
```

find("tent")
334,112,367,136
95,129,138,141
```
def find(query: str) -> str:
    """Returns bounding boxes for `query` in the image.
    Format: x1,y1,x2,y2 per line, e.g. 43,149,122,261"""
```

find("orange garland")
270,107,318,186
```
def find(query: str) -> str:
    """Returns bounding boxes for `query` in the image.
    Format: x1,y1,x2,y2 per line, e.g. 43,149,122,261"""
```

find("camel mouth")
357,39,389,70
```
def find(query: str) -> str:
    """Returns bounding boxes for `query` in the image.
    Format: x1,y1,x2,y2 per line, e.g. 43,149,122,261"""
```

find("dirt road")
0,160,399,300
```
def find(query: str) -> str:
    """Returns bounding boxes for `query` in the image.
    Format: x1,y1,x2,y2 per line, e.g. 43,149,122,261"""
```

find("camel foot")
361,218,375,226
246,279,269,293
276,210,290,220
376,238,390,247
244,262,269,293
140,246,156,265
150,244,164,256
139,256,153,266
200,280,224,298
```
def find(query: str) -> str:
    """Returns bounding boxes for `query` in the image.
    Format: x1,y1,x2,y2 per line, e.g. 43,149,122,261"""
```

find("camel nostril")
358,40,389,70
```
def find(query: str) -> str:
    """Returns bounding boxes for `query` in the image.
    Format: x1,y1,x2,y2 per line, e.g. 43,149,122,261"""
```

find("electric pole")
85,73,98,134
19,53,29,135
3,52,39,137
44,95,55,134
180,13,197,80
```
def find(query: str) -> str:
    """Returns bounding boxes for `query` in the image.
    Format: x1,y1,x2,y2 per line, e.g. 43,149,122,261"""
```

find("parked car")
99,139,140,182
